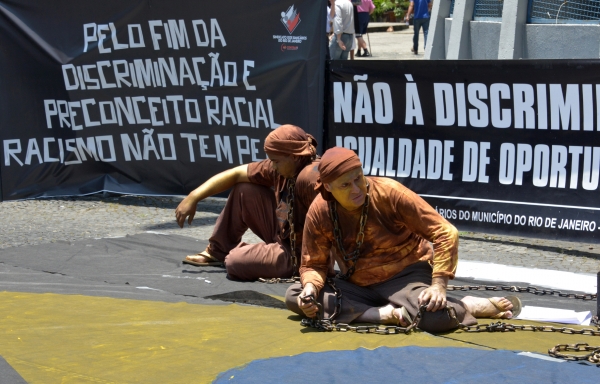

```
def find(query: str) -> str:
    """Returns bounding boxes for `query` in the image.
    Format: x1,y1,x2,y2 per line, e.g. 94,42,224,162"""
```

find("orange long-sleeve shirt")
247,159,320,251
300,177,458,294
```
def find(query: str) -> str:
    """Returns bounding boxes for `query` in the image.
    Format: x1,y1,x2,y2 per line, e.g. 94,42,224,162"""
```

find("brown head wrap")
315,147,363,201
263,124,317,157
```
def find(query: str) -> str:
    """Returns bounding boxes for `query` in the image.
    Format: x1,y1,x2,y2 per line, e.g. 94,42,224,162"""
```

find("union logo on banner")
281,5,301,34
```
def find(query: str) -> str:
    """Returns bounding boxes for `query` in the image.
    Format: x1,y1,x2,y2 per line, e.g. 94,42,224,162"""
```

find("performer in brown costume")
286,147,521,333
175,124,320,281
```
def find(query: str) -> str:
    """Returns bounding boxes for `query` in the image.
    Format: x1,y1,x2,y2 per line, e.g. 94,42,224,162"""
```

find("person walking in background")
405,0,432,55
355,0,375,57
330,0,355,60
350,1,359,60
326,0,335,60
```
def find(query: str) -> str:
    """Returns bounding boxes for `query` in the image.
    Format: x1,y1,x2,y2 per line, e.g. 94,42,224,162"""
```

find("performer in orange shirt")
286,147,521,333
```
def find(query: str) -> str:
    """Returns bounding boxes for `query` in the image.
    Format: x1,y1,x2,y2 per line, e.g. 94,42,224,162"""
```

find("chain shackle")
257,178,298,284
286,178,298,275
329,184,370,281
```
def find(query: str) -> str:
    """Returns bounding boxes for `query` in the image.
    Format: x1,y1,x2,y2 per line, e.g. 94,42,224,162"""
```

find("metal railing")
473,0,505,20
529,0,600,24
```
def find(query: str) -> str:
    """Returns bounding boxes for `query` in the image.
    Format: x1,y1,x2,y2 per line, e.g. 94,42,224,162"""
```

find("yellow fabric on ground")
0,292,467,384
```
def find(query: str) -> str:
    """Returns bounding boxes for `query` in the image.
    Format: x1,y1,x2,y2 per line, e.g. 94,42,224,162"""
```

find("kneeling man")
176,124,320,281
286,147,520,333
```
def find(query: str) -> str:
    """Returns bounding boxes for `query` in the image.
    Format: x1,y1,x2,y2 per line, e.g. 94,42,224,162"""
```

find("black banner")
0,0,326,200
328,60,600,242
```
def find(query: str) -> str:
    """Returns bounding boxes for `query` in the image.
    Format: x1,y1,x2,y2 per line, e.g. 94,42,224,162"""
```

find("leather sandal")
183,250,224,267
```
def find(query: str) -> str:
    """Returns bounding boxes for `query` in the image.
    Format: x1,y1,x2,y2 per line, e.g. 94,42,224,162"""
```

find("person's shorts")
353,5,359,34
356,12,370,36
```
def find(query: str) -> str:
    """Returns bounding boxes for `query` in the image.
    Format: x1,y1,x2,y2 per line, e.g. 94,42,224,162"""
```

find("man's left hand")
418,276,448,312
298,283,319,318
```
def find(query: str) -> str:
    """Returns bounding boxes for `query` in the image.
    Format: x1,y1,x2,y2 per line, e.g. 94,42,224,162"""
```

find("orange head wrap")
263,124,317,157
315,147,363,201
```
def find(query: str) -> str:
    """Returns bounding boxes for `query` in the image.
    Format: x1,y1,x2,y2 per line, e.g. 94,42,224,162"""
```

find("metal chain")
258,178,298,284
445,304,600,365
548,343,600,366
456,320,600,366
300,278,342,330
302,299,431,335
300,301,600,338
258,276,300,284
458,321,600,336
300,278,429,334
298,280,600,366
258,155,320,284
329,184,370,280
447,284,597,301
444,282,600,364
286,178,298,276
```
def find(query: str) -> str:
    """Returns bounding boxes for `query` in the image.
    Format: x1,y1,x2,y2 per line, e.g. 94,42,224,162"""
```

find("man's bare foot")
461,296,514,319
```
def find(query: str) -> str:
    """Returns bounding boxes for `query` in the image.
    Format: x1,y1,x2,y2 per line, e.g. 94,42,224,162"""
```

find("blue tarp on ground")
215,346,598,384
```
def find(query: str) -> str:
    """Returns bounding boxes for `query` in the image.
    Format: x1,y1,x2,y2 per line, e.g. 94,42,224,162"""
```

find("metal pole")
367,32,372,55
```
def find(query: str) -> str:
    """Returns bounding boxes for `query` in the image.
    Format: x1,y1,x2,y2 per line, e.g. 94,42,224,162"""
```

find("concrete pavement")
352,22,426,60
2,194,599,277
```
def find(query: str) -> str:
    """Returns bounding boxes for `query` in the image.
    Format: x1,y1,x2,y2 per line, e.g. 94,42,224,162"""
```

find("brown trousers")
207,183,295,281
285,262,477,333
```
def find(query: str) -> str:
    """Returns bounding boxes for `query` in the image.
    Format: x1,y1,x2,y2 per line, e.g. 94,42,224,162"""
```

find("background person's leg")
355,35,363,56
422,18,430,49
339,33,354,60
329,36,343,60
357,12,370,56
412,19,423,53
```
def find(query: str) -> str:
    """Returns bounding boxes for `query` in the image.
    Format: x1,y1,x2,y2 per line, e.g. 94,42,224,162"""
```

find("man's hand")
418,276,448,312
174,164,250,228
175,195,198,228
337,39,346,51
297,283,319,318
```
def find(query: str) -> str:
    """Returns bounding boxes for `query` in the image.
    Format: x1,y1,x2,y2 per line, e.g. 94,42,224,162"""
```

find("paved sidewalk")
352,22,425,60
2,194,599,276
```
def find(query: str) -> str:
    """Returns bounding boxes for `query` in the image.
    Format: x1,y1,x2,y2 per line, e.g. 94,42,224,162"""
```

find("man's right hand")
175,195,198,228
297,283,319,318
174,164,250,228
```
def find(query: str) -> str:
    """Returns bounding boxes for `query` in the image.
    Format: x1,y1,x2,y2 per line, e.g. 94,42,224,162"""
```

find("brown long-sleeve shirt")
247,159,320,252
300,177,458,294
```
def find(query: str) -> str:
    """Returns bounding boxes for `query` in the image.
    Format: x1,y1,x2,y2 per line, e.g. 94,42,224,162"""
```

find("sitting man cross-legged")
175,124,320,281
286,147,521,333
